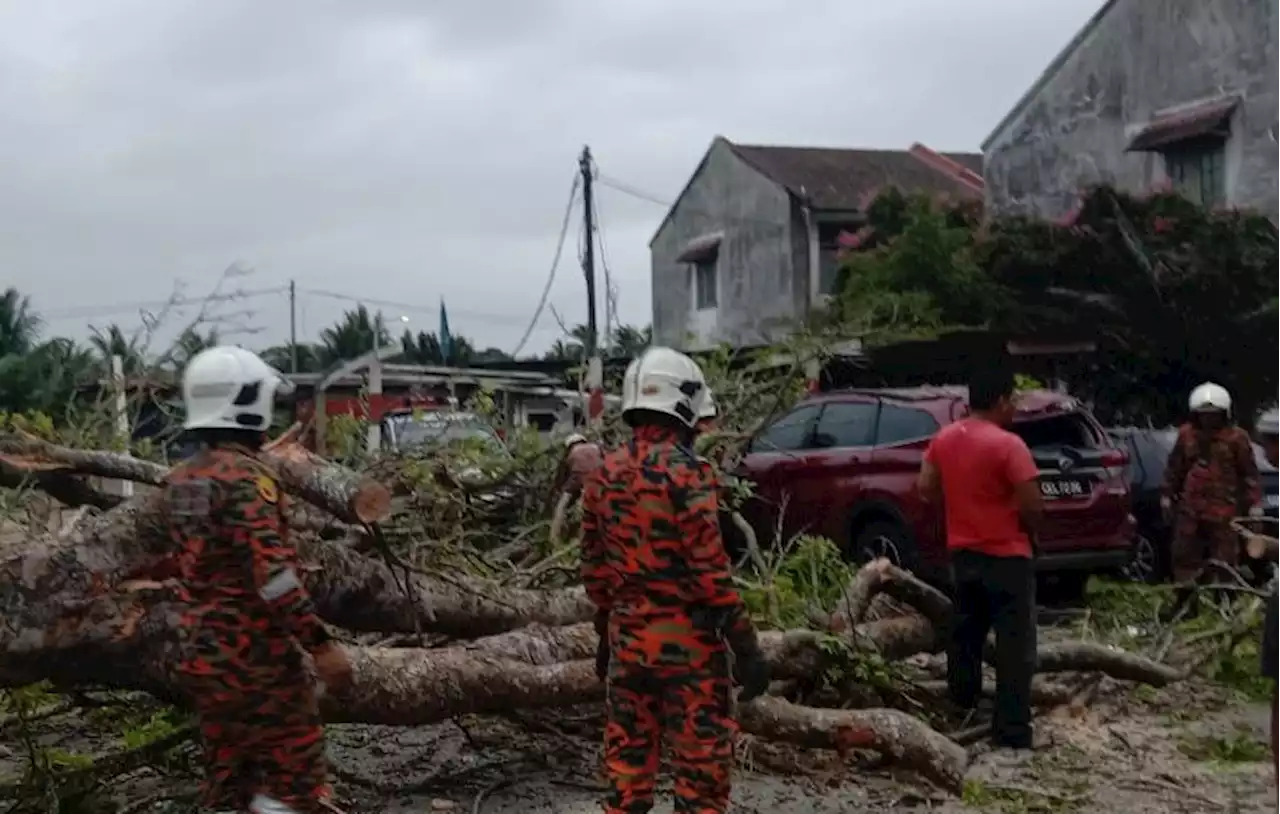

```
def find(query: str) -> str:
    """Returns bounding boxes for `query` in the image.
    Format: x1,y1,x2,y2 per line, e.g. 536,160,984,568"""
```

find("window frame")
692,257,719,311
1162,137,1227,208
748,403,820,454
810,399,880,450
873,402,941,447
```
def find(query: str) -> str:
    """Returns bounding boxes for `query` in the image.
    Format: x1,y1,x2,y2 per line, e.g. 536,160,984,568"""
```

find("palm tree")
0,287,41,356
0,337,97,416
260,343,322,373
471,346,513,364
610,324,651,357
544,339,584,363
318,306,390,365
88,323,146,375
165,327,220,370
400,329,478,366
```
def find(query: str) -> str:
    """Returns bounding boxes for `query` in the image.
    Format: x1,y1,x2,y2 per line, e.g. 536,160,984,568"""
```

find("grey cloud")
1,0,1103,352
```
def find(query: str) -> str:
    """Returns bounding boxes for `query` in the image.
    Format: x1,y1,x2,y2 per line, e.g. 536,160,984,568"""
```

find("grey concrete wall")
650,139,801,350
984,0,1278,220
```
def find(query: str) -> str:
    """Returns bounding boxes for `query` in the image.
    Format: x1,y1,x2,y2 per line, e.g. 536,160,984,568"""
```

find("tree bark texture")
0,431,391,525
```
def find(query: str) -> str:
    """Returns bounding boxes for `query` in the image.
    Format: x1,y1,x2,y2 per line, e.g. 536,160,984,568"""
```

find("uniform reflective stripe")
260,568,302,601
248,795,300,814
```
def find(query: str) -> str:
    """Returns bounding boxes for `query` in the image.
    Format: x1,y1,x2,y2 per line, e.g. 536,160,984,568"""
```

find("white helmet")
182,345,294,432
698,389,717,421
1188,382,1232,414
621,347,709,428
564,432,587,448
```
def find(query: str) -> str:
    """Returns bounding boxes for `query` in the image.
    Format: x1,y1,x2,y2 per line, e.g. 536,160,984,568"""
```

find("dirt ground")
319,678,1276,814
0,664,1272,813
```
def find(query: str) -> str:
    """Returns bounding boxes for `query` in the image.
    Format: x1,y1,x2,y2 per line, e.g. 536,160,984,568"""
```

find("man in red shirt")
918,366,1044,750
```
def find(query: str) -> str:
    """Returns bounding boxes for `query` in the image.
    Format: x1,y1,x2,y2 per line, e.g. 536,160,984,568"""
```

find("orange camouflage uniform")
161,445,334,812
1162,423,1261,583
581,424,756,814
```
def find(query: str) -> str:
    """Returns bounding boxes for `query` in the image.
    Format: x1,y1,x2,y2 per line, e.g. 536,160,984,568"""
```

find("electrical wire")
510,173,581,358
595,170,790,230
40,286,288,322
298,287,553,328
590,170,620,347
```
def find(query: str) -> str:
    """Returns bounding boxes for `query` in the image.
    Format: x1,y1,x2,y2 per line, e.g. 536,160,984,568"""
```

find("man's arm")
918,460,943,505
224,474,330,651
1233,429,1263,512
579,471,620,613
674,460,754,640
1161,429,1190,502
1005,439,1044,538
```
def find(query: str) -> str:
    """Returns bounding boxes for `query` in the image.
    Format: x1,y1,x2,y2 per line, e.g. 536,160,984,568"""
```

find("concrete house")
649,137,984,350
983,0,1278,220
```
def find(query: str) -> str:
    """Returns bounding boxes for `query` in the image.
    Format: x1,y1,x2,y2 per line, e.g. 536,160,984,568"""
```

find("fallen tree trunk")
0,459,122,511
0,588,968,792
259,439,392,524
738,697,966,793
830,558,954,633
299,536,596,637
0,431,391,525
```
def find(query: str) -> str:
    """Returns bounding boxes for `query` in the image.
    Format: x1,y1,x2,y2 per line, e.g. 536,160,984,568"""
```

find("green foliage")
1178,728,1269,763
740,535,854,628
833,192,1009,345
325,412,366,466
833,184,1278,424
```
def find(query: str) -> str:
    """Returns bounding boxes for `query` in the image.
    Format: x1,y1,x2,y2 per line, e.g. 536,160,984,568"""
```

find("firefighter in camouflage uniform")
1161,382,1262,616
581,347,769,814
165,346,352,814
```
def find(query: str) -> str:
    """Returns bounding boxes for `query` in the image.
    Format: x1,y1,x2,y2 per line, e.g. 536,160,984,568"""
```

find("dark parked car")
1107,426,1279,582
734,387,1136,587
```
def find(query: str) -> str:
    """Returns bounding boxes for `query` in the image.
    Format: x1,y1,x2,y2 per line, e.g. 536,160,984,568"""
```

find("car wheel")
1123,534,1162,584
851,520,916,570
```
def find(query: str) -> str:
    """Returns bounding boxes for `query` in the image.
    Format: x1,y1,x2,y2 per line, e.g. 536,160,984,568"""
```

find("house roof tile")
725,141,984,211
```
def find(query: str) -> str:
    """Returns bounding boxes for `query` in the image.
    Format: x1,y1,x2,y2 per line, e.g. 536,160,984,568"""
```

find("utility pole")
579,146,597,356
579,146,604,425
288,279,299,373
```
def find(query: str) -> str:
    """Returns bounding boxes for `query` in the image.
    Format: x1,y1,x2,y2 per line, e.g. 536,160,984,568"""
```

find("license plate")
1040,479,1087,499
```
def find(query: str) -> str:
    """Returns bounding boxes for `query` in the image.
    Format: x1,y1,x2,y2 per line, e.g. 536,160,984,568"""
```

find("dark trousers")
947,549,1036,748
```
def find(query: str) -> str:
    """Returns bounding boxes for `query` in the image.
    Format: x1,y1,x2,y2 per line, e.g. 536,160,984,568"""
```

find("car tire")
851,520,917,571
1124,533,1165,584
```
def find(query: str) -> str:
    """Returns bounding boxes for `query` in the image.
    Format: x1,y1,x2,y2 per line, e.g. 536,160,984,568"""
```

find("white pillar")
366,359,383,454
107,354,134,498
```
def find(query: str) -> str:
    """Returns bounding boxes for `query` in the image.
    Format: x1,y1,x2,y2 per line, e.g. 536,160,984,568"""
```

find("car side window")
750,405,820,453
812,402,878,448
874,404,940,446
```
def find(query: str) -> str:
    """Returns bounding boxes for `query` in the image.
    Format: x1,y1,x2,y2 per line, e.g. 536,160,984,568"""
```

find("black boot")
1159,586,1199,624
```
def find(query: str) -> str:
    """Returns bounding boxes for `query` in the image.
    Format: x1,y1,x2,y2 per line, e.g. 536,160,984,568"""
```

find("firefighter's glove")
593,610,610,682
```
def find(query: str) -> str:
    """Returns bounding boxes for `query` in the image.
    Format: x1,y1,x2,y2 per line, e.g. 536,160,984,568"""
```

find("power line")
595,173,672,207
510,172,581,358
590,172,621,344
595,169,791,231
40,286,288,322
297,286,563,331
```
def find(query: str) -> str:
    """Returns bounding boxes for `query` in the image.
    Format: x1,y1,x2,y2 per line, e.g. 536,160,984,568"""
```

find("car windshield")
387,413,503,453
1012,412,1100,452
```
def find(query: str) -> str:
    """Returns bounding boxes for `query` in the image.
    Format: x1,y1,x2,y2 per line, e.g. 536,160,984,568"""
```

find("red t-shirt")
924,417,1040,558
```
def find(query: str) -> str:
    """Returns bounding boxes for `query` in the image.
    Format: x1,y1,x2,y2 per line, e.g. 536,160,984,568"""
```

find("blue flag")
439,298,453,364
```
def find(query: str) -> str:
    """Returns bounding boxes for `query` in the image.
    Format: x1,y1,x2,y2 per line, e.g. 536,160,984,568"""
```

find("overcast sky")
0,0,1103,356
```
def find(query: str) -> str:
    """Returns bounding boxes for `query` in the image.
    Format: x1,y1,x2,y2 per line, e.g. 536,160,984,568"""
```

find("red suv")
734,386,1136,585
